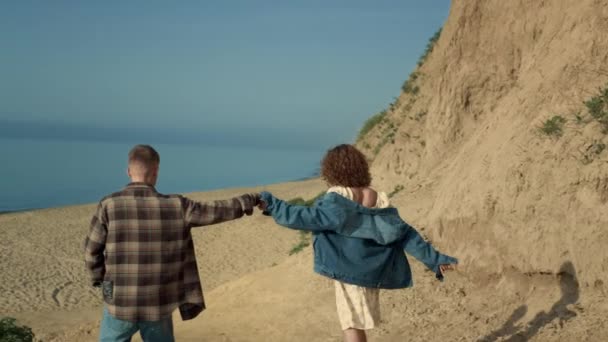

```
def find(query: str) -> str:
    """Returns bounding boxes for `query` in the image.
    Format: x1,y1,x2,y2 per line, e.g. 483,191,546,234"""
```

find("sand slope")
188,252,608,342
45,241,608,342
359,0,608,297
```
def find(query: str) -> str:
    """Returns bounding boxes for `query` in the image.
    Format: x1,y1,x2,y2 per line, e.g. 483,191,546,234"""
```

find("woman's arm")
401,226,458,281
260,191,346,232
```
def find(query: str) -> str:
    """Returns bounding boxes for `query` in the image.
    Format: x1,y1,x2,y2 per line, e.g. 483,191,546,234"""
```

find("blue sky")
0,1,451,149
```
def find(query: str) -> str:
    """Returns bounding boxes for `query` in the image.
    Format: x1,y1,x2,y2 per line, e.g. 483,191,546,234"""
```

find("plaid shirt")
84,182,258,322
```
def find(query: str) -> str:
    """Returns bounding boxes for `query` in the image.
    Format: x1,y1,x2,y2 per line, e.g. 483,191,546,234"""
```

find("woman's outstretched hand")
439,264,456,275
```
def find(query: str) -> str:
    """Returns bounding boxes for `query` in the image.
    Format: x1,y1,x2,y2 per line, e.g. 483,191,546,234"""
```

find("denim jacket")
260,191,458,289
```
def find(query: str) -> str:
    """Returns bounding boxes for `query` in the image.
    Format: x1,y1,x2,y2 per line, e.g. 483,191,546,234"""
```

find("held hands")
243,193,267,216
257,200,267,212
243,193,262,216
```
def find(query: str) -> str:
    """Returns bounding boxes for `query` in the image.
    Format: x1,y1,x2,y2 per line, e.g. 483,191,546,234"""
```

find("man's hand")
242,193,260,216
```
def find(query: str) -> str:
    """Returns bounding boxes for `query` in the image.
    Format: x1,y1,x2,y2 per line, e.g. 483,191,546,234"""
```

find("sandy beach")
1,179,327,340
1,178,607,341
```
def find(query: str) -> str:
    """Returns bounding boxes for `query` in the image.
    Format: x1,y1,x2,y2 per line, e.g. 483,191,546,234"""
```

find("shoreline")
0,177,323,215
0,208,41,215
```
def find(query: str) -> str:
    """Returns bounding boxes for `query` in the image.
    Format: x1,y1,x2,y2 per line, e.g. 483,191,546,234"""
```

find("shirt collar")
126,182,157,190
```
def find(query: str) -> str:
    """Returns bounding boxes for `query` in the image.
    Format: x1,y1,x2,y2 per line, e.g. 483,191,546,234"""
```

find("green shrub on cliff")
401,71,420,94
357,110,387,141
585,84,608,133
418,28,442,67
539,115,566,137
0,317,34,342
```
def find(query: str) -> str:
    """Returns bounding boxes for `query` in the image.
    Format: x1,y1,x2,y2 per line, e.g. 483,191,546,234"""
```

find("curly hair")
320,144,371,187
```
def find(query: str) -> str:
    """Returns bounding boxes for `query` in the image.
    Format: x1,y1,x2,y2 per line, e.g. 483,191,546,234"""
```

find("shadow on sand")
479,261,579,342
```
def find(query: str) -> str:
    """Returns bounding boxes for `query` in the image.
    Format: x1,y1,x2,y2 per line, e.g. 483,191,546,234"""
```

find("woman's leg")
343,328,367,342
335,281,379,342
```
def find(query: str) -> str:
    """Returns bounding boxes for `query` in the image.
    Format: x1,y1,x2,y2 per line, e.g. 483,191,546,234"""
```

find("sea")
0,138,323,212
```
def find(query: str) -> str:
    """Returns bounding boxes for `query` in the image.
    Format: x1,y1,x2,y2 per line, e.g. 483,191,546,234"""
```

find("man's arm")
84,202,108,287
259,191,346,232
181,193,259,228
400,226,458,281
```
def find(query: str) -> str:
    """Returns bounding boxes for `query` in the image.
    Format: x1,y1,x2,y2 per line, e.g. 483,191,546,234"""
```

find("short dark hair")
320,144,371,187
128,144,160,169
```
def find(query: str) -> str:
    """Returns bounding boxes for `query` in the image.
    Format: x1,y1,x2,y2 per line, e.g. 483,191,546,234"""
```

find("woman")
259,144,458,342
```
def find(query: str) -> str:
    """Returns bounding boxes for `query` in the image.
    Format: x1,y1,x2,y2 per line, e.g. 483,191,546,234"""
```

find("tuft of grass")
400,27,442,97
584,84,608,133
289,230,311,255
402,71,420,94
539,115,566,136
371,123,399,155
357,110,387,141
0,317,35,342
388,185,405,198
373,135,392,155
586,96,604,119
286,197,307,206
595,142,606,155
415,111,428,121
287,191,325,208
417,28,442,67
304,191,325,206
389,97,399,111
403,101,414,113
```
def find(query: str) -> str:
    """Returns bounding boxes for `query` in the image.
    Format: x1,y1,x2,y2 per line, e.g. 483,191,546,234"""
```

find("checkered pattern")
84,182,258,322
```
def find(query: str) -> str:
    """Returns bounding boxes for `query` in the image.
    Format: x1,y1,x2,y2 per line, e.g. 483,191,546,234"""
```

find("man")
84,144,259,341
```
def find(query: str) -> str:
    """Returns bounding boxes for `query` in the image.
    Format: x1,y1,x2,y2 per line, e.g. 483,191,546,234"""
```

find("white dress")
326,186,390,330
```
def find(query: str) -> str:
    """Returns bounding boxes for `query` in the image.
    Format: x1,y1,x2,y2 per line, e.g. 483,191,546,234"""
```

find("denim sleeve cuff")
260,192,276,212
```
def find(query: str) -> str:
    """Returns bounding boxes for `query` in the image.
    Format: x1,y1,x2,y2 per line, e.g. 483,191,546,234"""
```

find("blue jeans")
99,307,174,342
